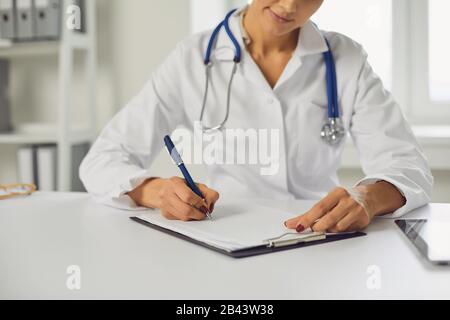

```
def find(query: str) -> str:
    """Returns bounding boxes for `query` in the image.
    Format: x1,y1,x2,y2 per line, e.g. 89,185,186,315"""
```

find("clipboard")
130,216,366,259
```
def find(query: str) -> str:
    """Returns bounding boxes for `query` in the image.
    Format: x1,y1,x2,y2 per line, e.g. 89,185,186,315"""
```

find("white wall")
99,0,191,110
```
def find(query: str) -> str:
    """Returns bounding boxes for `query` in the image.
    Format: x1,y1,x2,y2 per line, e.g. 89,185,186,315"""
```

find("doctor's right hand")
127,177,220,221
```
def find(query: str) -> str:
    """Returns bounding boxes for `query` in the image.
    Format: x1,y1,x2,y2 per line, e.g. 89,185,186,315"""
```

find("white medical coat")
80,7,433,217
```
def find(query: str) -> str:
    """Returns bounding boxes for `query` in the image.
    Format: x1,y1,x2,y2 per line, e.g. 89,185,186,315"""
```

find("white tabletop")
1,192,449,300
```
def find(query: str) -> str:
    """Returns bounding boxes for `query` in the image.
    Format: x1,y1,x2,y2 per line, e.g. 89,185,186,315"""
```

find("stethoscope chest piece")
321,118,346,145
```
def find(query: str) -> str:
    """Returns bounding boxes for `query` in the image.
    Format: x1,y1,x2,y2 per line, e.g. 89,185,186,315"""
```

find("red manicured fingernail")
296,224,305,233
200,206,209,215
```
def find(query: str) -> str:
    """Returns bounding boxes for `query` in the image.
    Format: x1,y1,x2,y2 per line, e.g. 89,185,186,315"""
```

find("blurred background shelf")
0,36,90,59
0,0,97,191
0,124,94,145
0,41,60,57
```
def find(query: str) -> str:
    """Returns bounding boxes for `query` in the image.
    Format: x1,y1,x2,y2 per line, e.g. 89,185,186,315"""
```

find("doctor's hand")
128,177,220,221
284,182,406,233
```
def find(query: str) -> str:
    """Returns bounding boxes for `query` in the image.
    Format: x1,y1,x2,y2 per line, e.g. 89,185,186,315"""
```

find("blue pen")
164,135,212,220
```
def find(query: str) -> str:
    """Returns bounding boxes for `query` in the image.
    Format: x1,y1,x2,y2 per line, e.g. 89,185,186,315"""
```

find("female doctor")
80,0,433,233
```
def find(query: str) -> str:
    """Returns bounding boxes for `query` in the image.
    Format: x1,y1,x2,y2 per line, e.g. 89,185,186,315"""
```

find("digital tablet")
395,219,450,265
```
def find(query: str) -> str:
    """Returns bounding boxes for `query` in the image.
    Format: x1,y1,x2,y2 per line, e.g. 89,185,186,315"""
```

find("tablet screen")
395,219,450,265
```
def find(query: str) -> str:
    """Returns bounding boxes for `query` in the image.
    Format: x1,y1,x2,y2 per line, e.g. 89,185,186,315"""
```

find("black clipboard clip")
264,232,327,248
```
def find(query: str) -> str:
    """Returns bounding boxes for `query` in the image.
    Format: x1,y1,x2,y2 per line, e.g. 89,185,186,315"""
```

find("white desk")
0,192,449,299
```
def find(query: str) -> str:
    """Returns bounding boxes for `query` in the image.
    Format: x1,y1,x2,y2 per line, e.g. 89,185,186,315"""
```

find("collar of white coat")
212,5,329,62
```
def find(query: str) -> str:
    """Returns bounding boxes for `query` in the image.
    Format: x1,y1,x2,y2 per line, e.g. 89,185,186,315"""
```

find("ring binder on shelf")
0,0,15,39
34,0,60,40
0,59,11,133
15,0,34,40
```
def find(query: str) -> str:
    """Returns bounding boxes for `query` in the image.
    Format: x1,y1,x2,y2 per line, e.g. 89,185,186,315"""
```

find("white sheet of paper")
135,201,323,252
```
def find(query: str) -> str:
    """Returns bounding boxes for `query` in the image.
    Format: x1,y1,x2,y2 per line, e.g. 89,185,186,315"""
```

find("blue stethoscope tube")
200,9,346,145
205,9,241,64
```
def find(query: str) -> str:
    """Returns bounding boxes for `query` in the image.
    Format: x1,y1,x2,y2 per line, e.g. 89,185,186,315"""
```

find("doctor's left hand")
284,182,406,233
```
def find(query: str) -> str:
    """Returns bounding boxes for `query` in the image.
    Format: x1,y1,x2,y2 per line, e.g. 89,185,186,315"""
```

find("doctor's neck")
243,6,299,56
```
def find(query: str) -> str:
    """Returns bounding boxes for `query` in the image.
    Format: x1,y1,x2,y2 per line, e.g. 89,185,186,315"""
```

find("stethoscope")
199,9,346,145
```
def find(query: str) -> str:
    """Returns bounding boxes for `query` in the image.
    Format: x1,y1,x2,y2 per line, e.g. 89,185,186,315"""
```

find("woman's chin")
262,8,295,36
